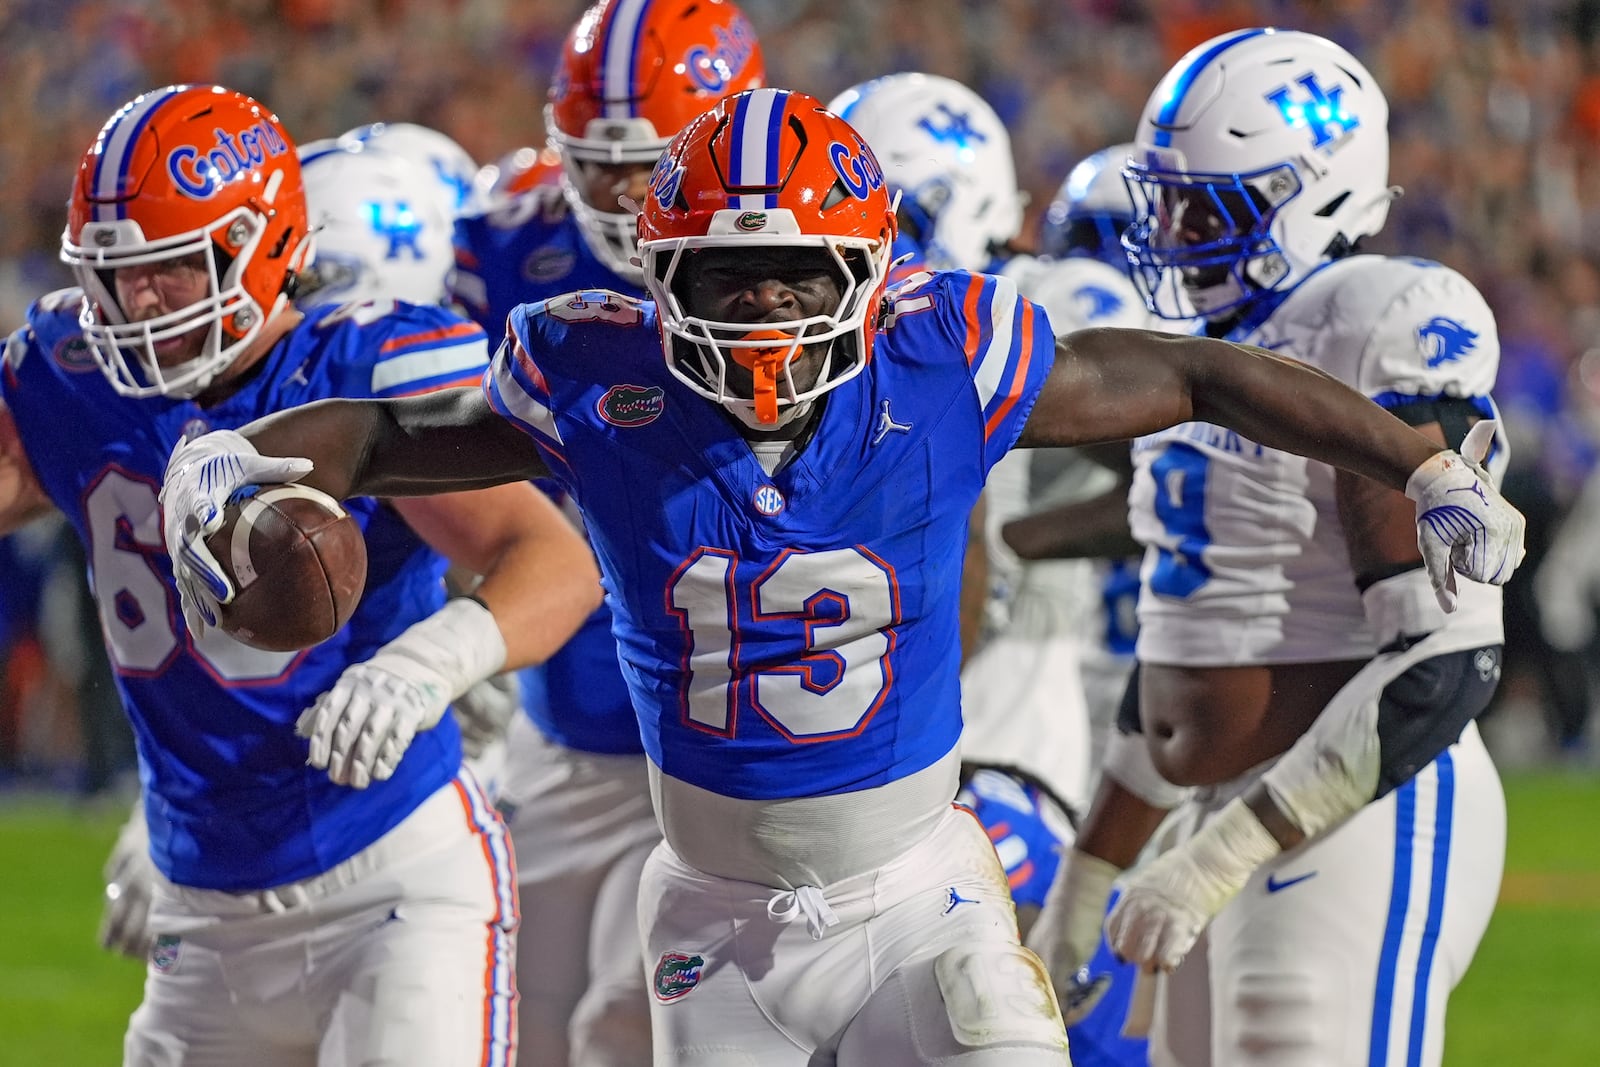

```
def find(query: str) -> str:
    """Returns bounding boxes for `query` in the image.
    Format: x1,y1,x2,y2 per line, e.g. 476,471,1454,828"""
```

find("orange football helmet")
547,0,766,280
60,85,311,399
637,88,898,426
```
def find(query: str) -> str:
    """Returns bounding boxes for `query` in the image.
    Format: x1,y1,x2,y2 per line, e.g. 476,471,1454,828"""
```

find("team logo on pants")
151,934,182,974
653,952,706,1001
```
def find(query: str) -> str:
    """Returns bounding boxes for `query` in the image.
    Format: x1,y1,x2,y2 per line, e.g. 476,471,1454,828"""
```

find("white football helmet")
337,121,481,218
296,141,455,308
828,72,1023,273
1038,143,1139,267
1124,28,1397,319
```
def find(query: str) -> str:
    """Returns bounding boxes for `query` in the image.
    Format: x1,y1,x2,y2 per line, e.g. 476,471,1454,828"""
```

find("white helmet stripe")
729,88,787,210
92,86,188,221
602,0,654,120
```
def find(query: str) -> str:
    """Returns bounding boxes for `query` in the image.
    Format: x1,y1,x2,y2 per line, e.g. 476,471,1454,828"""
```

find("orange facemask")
728,329,797,425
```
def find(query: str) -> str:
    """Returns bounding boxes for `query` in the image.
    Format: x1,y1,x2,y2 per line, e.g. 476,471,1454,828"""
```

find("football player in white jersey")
830,74,1139,811
160,87,1523,1066
8,84,601,1064
1027,30,1514,1067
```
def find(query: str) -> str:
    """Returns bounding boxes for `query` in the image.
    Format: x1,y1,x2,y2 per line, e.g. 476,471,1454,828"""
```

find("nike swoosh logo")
1265,871,1317,893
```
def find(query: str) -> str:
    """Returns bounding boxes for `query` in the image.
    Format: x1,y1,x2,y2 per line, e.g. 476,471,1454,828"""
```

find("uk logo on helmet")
1264,74,1359,150
918,104,988,152
365,200,426,261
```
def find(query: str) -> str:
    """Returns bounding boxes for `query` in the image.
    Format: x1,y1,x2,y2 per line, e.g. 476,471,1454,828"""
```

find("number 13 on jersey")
668,546,901,741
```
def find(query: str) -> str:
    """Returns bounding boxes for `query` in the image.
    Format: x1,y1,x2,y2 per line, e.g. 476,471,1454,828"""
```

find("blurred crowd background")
4,0,1600,794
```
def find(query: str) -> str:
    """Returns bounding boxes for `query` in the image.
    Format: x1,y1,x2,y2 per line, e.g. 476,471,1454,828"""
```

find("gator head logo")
653,952,705,1001
735,211,767,232
597,384,666,427
1416,316,1479,368
52,335,97,373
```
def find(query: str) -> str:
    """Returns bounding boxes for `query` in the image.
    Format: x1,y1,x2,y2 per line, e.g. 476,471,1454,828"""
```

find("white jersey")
1130,255,1507,666
956,256,1154,805
987,254,1153,638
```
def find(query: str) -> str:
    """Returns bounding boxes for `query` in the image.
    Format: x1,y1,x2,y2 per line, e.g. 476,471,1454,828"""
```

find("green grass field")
0,773,1596,1065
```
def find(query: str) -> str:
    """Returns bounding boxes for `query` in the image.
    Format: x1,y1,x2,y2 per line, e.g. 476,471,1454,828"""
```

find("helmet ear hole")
1313,192,1350,218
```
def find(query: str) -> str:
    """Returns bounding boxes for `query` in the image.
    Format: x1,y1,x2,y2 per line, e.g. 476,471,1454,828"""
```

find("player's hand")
297,598,507,788
160,429,313,633
1405,420,1526,612
1105,798,1279,972
1025,847,1121,1024
452,672,521,761
99,802,158,961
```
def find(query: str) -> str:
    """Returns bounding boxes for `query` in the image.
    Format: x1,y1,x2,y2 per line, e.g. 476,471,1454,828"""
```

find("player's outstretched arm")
1018,327,1526,608
245,386,550,500
1018,328,1436,484
160,387,550,632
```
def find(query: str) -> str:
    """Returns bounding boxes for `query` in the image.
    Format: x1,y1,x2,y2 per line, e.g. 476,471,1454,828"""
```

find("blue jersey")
1,292,490,890
454,187,646,755
453,187,645,336
483,272,1054,798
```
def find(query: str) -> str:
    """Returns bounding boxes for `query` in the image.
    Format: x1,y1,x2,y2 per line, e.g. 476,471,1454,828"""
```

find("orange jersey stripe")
379,321,482,355
961,275,986,366
394,372,483,397
983,300,1036,440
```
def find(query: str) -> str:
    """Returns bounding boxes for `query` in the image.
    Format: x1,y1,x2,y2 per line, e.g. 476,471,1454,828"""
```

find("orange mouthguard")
729,329,795,425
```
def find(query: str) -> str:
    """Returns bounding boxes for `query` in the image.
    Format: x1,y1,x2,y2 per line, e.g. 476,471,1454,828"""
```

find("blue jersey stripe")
1152,29,1272,147
1406,753,1455,1066
1369,777,1418,1067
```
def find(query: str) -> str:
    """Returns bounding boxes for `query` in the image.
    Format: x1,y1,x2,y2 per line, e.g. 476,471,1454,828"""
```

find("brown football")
203,484,367,652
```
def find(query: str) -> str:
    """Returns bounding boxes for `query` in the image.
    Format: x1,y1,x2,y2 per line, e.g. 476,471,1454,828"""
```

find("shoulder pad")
1002,255,1149,333
482,183,569,232
1272,257,1499,399
527,289,650,332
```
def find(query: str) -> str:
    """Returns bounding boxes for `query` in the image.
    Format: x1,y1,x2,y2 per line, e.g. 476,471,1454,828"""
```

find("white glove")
99,801,158,960
297,598,507,788
159,429,314,634
453,672,521,761
1105,798,1280,972
1404,420,1526,612
1025,848,1122,1024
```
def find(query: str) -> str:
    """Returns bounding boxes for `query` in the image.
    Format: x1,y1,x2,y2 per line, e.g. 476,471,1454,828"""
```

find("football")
202,484,367,652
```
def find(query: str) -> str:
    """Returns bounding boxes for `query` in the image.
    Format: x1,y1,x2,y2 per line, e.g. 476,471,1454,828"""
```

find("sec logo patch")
753,485,785,517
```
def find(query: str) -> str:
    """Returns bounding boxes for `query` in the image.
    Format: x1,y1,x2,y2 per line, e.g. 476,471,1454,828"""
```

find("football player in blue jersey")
1028,30,1517,1067
452,2,767,1063
0,84,602,1066
161,88,1524,1066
